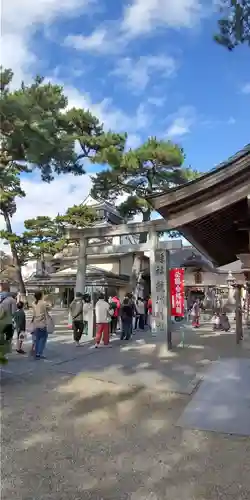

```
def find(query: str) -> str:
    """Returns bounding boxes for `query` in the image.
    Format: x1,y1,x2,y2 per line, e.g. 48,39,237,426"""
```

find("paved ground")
178,358,250,435
2,317,250,500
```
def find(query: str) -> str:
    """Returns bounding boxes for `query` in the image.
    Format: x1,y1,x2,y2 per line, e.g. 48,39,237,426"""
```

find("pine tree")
0,153,29,293
215,0,250,50
91,137,200,242
21,206,97,272
0,67,125,292
91,137,200,294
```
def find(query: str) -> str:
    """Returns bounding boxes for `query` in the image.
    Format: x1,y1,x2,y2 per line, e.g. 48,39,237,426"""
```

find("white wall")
119,254,134,275
88,260,120,274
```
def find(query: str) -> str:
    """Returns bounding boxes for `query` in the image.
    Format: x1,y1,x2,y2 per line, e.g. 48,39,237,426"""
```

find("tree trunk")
3,211,26,295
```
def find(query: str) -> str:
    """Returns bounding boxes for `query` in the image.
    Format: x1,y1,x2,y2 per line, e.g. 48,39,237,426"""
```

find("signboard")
169,268,185,317
152,249,168,332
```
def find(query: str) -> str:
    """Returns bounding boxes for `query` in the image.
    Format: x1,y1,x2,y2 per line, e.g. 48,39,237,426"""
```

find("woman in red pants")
95,293,111,347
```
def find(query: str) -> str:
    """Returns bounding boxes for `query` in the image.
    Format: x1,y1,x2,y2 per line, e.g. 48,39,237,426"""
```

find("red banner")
169,268,185,317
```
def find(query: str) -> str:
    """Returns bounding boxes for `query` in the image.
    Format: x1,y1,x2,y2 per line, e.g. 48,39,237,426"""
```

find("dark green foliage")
215,0,250,50
0,67,124,291
55,204,97,229
23,216,64,263
64,108,126,165
0,68,80,182
91,137,200,240
17,205,97,271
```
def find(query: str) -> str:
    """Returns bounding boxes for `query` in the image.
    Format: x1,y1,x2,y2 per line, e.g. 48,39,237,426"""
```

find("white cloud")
122,0,202,38
60,83,151,133
64,0,204,56
241,83,250,94
0,173,93,235
148,96,166,107
112,55,177,92
166,106,196,137
1,0,94,85
65,29,108,51
64,27,123,54
167,117,190,137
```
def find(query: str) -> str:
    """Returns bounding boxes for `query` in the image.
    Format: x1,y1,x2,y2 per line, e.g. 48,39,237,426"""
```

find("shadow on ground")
2,366,250,500
2,322,250,395
2,323,250,499
47,323,250,395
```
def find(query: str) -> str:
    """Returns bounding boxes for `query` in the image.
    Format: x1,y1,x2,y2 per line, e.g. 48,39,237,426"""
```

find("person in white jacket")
135,298,145,330
82,294,93,336
95,293,111,347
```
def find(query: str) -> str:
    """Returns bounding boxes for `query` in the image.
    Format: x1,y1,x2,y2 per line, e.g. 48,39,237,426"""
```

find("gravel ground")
2,368,250,500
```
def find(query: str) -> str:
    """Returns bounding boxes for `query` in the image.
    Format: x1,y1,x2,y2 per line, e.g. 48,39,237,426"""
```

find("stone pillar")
166,250,172,350
149,230,158,336
149,231,172,349
75,237,87,294
235,285,243,344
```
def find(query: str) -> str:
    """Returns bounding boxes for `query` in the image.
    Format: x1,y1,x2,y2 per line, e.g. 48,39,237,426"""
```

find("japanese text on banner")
169,268,184,317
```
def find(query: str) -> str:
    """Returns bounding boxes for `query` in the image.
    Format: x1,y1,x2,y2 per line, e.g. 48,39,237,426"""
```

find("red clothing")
96,323,109,345
148,298,152,314
111,297,120,318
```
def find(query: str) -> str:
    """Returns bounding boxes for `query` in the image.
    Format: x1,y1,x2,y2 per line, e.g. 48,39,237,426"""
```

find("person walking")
95,293,110,347
69,292,84,345
110,295,120,335
120,298,133,340
31,291,50,359
82,293,92,336
0,291,17,349
147,296,152,329
134,297,145,330
14,301,26,354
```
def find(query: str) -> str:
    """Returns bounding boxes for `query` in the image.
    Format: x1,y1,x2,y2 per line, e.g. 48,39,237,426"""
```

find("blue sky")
1,0,250,238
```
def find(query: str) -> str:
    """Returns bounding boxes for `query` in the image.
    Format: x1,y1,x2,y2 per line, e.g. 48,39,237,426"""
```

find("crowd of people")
1,287,235,363
0,289,152,361
0,290,54,361
69,292,153,348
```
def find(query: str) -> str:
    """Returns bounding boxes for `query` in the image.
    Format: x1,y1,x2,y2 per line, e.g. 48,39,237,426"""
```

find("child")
212,312,220,331
14,301,26,354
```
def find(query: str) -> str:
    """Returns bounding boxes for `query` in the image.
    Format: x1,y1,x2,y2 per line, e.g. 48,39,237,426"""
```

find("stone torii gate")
65,219,179,349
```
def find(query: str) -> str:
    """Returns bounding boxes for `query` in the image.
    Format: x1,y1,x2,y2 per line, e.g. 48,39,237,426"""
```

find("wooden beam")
149,149,250,210
85,239,182,256
65,218,169,240
158,183,249,229
178,229,219,265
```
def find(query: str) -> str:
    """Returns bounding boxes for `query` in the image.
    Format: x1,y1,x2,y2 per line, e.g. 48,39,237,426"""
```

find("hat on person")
75,292,83,298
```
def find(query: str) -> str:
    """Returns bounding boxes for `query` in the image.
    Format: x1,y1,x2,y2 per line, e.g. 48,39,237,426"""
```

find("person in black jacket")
14,301,26,354
69,292,84,345
120,298,133,340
